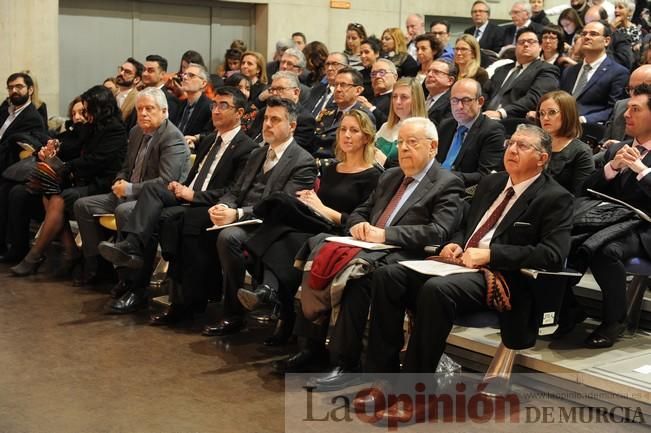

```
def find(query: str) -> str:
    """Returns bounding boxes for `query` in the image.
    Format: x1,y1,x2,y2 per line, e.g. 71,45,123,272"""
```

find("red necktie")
465,187,515,249
375,177,414,228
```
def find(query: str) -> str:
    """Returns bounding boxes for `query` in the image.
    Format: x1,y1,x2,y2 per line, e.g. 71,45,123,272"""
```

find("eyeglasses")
182,72,200,80
269,86,297,93
334,82,357,90
580,30,603,38
211,101,235,111
504,139,540,152
325,61,346,69
280,60,299,69
117,66,135,76
509,9,526,15
454,46,472,52
471,8,489,13
397,137,430,148
538,109,561,118
6,84,27,91
427,68,451,77
517,38,539,46
450,97,478,106
370,69,394,78
542,34,558,41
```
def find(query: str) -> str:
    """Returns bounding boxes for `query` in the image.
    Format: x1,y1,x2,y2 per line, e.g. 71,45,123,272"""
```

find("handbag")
1,156,37,183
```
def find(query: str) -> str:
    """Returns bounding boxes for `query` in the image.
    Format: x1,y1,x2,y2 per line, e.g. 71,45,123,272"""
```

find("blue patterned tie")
442,125,468,169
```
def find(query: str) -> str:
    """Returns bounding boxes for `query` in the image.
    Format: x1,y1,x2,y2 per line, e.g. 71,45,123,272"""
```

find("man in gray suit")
189,97,317,337
74,87,189,312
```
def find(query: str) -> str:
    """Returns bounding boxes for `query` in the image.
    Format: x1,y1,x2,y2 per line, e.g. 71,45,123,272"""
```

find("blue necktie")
442,125,468,169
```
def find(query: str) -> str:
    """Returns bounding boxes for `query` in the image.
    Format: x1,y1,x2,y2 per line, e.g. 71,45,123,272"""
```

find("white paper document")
399,260,479,276
206,219,263,231
325,236,400,251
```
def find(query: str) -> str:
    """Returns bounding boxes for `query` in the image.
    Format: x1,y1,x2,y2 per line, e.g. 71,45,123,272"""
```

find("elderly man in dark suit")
96,86,256,317
424,59,455,127
560,20,629,125
357,59,397,128
579,84,651,348
275,117,465,381
437,78,504,187
501,1,545,47
485,28,559,121
355,124,573,421
304,52,348,117
464,0,505,54
73,87,189,307
190,97,317,337
0,72,47,172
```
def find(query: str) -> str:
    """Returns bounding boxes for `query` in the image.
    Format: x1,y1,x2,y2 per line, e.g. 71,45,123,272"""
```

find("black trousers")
0,181,43,255
590,230,648,325
365,263,487,374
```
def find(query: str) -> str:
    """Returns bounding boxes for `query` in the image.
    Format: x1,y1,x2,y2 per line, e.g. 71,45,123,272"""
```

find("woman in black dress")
537,90,594,195
237,109,382,345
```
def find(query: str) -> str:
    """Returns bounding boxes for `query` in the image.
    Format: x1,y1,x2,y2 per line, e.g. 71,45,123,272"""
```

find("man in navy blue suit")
560,20,629,124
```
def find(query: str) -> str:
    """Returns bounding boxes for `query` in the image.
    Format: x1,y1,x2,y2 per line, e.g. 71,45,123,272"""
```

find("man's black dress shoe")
107,290,148,314
309,365,362,391
271,347,328,374
98,240,143,269
264,315,296,346
110,281,132,299
202,316,245,336
237,284,280,311
552,308,588,339
150,305,193,326
584,322,626,348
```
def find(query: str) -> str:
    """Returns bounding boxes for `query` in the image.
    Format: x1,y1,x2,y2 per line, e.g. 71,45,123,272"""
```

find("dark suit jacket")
449,172,574,349
436,114,505,187
347,161,465,252
219,139,317,218
246,106,317,154
487,59,559,118
177,93,212,137
602,98,628,142
583,140,651,257
305,82,328,116
560,56,629,124
371,92,391,127
185,129,257,206
501,22,545,47
115,119,190,198
163,88,181,125
313,102,376,158
464,21,505,54
609,31,634,71
427,89,452,127
0,101,48,171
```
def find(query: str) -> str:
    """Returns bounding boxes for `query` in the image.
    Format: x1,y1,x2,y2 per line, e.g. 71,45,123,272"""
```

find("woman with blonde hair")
240,51,268,107
380,27,419,77
454,35,489,89
374,77,427,167
21,70,47,123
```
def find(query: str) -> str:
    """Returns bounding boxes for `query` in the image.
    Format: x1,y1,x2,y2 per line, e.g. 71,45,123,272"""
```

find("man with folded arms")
273,117,464,378
97,87,257,319
355,124,573,421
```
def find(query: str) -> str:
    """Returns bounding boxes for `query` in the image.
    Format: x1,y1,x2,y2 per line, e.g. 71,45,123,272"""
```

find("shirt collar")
218,125,241,145
269,136,293,160
9,100,31,116
633,138,651,152
506,172,541,198
409,156,437,184
458,112,480,130
584,53,607,70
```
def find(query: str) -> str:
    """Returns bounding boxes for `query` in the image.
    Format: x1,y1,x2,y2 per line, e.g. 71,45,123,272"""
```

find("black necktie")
488,65,522,110
130,134,153,183
192,136,223,191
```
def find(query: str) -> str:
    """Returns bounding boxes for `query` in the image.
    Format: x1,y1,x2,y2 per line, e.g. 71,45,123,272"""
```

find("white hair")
374,58,398,75
136,87,168,112
401,116,438,141
283,47,306,69
272,70,300,88
186,63,208,81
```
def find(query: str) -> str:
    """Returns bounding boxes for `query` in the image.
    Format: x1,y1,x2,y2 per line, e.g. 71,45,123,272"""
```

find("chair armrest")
520,268,582,279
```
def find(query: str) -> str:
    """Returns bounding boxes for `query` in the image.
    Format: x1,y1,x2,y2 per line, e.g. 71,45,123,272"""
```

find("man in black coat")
437,78,504,187
357,59,397,128
0,72,47,172
424,59,455,127
356,124,573,421
176,63,213,140
304,52,348,117
579,84,651,348
97,87,257,317
501,1,545,47
141,54,181,124
464,0,506,54
485,28,559,120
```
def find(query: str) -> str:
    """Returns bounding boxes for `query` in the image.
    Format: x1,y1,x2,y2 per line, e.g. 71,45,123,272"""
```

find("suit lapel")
576,57,611,99
264,141,296,195
465,174,507,241
437,120,458,159
492,175,545,240
370,171,403,225
454,116,482,164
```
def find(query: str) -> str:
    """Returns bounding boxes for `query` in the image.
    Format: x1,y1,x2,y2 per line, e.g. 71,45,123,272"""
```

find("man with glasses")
560,20,629,124
247,71,317,153
313,67,375,158
437,78,505,187
356,124,573,420
258,48,312,108
464,0,505,54
405,14,426,60
503,1,545,47
358,59,398,127
424,59,455,126
429,20,454,62
115,57,144,130
284,117,464,382
0,72,47,171
485,28,559,120
177,63,212,141
305,52,348,117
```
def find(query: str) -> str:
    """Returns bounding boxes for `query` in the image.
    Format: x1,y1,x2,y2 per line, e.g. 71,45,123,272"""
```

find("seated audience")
503,1,545,47
536,90,595,195
558,7,584,48
464,0,505,54
531,0,551,26
302,41,329,87
292,32,307,51
344,23,368,71
357,124,573,420
424,59,455,127
540,26,575,70
560,20,629,124
359,37,381,100
612,0,641,46
10,86,128,276
236,110,382,345
115,57,143,131
21,71,47,123
304,52,347,117
485,27,559,120
356,58,398,126
429,20,455,62
380,27,419,77
240,51,269,108
602,64,651,143
584,5,634,69
73,88,189,292
454,34,490,91
176,63,213,140
437,78,505,187
141,54,181,124
414,33,443,85
374,77,427,167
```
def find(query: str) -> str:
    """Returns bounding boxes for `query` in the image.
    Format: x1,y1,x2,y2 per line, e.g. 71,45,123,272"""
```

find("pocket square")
513,221,532,227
